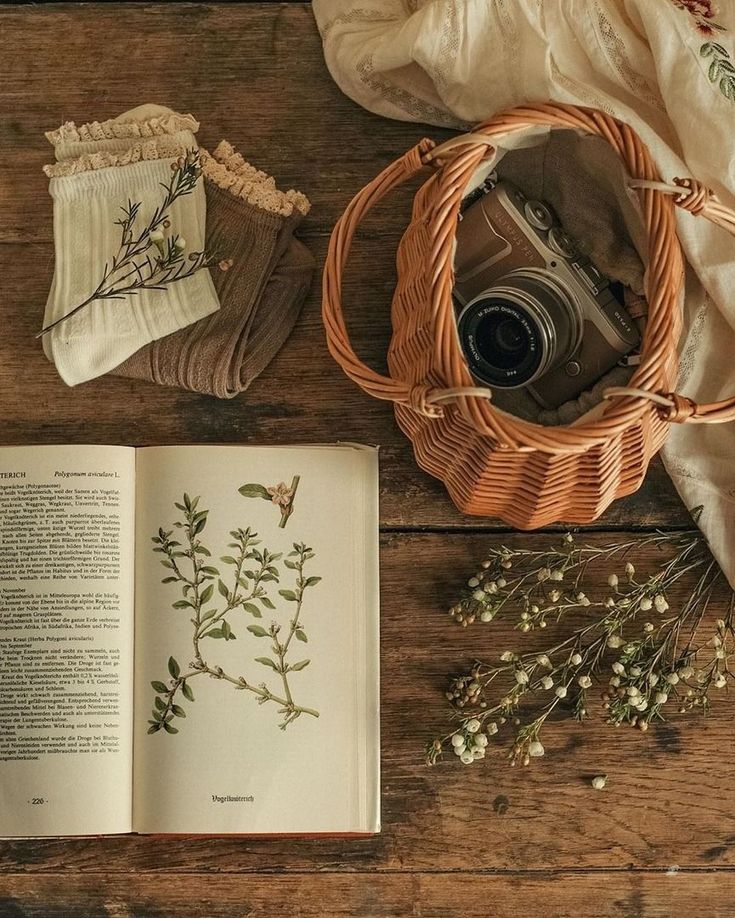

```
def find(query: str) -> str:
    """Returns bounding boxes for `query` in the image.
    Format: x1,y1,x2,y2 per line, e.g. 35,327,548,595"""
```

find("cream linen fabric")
313,0,735,585
43,104,220,386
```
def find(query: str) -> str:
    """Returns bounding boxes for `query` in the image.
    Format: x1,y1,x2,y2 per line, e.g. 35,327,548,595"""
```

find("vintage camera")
453,180,640,409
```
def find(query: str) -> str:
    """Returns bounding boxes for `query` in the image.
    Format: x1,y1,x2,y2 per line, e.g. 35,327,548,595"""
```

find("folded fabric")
42,106,220,386
113,140,314,398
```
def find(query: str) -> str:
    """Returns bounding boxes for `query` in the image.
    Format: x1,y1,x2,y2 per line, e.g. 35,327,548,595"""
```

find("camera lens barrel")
457,269,581,389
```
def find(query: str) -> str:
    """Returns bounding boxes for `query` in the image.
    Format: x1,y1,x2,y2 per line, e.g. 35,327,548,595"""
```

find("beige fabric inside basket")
456,128,647,425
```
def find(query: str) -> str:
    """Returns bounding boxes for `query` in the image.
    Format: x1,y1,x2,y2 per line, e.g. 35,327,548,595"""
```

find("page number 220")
30,798,46,805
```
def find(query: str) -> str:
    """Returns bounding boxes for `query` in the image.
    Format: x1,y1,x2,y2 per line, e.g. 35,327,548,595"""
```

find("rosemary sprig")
38,150,217,339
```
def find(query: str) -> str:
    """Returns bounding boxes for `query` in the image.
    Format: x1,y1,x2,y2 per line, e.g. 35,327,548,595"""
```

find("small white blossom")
612,662,625,675
460,750,474,764
640,597,653,611
550,569,564,581
486,722,498,735
549,589,562,603
665,672,680,685
528,740,545,757
578,675,592,689
643,622,654,634
472,589,485,601
716,648,727,660
530,604,540,614
607,635,624,649
466,718,481,734
515,669,530,685
648,672,659,687
500,651,514,662
540,675,554,690
451,733,465,748
713,634,723,648
480,610,494,623
609,676,620,687
714,673,727,688
485,581,498,594
625,562,635,579
468,577,480,588
174,236,186,250
537,567,551,582
474,734,489,748
654,595,669,613
536,654,551,668
635,699,648,712
496,577,507,588
555,685,568,698
626,685,640,697
571,652,583,666
716,618,727,631
607,573,619,588
520,611,530,621
472,747,486,759
629,665,641,678
591,775,607,790
654,692,668,704
150,229,165,244
679,666,694,680
605,597,616,608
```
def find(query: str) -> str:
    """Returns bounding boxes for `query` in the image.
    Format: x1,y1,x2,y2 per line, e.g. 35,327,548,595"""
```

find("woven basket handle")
322,139,492,419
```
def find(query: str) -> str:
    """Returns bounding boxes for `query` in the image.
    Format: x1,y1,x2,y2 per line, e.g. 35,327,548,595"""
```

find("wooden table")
2,3,734,915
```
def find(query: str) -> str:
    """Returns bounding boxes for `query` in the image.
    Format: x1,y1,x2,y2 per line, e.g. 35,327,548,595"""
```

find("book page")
0,446,136,837
133,445,379,834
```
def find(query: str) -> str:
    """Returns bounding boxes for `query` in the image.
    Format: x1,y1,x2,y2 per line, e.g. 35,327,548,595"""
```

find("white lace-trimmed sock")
42,138,219,386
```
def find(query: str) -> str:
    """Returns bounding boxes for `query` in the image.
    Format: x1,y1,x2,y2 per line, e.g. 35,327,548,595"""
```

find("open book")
0,444,379,837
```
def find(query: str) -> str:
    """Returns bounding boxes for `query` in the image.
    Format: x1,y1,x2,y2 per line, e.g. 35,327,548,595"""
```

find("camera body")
453,180,640,409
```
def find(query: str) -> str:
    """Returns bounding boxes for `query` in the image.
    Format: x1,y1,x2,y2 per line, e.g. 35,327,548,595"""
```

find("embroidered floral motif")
671,0,735,101
700,41,735,100
672,1,723,35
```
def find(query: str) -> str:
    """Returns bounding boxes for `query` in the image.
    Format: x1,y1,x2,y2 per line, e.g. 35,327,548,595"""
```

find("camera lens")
476,314,532,370
456,270,581,388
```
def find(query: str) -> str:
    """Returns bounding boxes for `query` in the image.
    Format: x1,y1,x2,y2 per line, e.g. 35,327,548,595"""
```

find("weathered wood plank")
0,236,688,529
1,870,734,918
0,532,732,873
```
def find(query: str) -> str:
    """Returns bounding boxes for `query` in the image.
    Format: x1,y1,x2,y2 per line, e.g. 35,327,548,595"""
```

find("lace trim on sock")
45,112,200,145
43,136,192,177
203,143,310,217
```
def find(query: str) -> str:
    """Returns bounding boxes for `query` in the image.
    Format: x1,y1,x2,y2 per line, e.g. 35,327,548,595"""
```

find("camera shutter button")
524,200,553,230
548,227,578,259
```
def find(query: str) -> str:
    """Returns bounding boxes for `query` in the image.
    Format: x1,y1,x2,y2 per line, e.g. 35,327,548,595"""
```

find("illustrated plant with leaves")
239,475,300,528
147,491,320,735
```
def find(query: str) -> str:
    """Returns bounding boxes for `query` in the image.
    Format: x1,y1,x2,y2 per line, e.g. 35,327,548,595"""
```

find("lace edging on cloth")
45,112,200,145
43,136,191,177
201,146,310,217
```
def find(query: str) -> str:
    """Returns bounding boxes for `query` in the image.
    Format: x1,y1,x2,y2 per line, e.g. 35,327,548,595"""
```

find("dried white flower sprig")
427,528,734,768
37,151,221,339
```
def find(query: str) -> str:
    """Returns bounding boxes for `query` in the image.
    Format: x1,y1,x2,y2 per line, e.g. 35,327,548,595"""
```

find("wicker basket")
323,103,735,528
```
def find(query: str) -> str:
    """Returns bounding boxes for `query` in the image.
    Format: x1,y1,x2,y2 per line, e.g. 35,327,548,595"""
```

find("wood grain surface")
0,3,731,916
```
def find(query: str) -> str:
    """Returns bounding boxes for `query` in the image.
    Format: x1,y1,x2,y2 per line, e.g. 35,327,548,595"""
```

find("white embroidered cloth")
314,0,735,585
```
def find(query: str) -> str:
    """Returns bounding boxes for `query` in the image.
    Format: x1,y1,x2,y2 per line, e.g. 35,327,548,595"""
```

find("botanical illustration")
147,489,320,736
239,475,300,528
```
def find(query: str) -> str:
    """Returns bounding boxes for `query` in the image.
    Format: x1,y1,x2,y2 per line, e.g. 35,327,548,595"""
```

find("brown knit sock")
114,146,313,398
